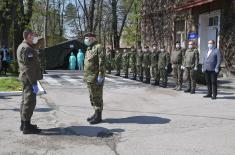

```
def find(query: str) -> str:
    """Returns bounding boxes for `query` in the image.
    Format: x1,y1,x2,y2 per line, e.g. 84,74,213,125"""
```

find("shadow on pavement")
217,96,235,100
103,116,171,124
0,108,53,112
0,96,12,99
40,126,124,137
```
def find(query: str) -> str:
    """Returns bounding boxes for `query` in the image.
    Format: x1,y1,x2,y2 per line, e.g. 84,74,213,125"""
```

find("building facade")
141,0,235,77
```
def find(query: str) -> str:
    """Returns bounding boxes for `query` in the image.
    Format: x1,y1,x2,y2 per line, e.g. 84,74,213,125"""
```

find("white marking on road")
43,75,62,86
105,77,125,84
107,75,141,84
60,75,85,86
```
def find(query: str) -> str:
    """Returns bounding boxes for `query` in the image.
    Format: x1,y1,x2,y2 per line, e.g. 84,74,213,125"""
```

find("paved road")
0,70,235,155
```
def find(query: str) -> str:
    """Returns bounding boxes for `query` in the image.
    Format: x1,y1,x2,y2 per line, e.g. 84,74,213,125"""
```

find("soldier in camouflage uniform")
106,47,112,74
17,29,43,134
182,41,199,94
150,44,160,86
142,46,151,84
137,46,144,81
38,49,47,74
115,49,122,76
158,46,170,88
171,42,184,91
84,33,106,124
122,49,130,78
129,46,137,80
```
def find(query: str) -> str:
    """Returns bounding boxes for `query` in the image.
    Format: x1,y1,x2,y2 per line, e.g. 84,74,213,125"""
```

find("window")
175,20,186,48
209,16,219,26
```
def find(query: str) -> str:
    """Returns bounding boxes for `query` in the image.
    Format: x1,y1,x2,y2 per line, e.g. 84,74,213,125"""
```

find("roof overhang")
175,0,215,11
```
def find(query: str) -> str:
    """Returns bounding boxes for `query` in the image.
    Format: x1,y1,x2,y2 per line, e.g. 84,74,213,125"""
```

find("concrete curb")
0,81,46,97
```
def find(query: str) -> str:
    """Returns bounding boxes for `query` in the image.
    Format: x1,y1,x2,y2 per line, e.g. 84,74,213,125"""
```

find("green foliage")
8,61,19,75
0,77,22,92
122,0,143,46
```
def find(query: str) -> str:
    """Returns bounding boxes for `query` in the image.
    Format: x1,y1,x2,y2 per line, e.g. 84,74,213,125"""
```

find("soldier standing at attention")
84,33,106,124
17,29,43,134
158,46,170,88
130,46,137,80
106,47,112,74
115,49,122,76
122,48,130,78
181,41,199,94
171,42,184,91
137,46,144,81
150,44,160,86
38,49,47,74
143,45,151,84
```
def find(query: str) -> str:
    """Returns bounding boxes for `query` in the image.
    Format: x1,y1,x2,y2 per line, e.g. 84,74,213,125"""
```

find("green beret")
84,32,96,38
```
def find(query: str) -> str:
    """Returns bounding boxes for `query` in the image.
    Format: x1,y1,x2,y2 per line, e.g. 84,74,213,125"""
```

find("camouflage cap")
84,32,96,38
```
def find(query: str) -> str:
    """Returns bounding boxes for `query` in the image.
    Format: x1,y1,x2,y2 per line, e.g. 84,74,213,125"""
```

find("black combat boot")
146,78,151,84
143,78,150,84
173,85,178,90
211,96,217,100
162,82,167,88
154,81,160,86
190,88,195,94
132,75,136,80
176,85,182,91
89,110,102,125
20,120,38,131
115,73,120,76
184,84,191,93
87,112,96,122
203,94,212,98
23,121,41,134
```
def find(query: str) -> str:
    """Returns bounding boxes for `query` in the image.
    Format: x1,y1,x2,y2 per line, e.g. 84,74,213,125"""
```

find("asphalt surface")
0,70,235,155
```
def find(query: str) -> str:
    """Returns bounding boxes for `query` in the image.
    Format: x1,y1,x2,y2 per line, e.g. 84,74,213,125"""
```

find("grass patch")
0,77,22,92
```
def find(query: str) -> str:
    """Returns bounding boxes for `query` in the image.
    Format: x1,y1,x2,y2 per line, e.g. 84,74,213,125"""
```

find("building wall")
141,0,235,76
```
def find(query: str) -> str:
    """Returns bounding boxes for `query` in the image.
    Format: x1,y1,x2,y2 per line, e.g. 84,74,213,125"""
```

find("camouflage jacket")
115,51,122,64
17,41,43,85
151,50,160,67
136,50,144,66
142,51,151,67
129,50,137,65
171,48,184,65
122,52,130,66
84,42,106,83
106,49,112,63
183,48,199,68
158,51,170,68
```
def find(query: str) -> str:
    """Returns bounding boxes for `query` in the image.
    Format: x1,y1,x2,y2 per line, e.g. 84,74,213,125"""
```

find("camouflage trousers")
137,65,143,78
172,64,183,86
87,83,103,111
131,64,137,77
116,63,122,74
106,61,112,73
184,67,196,89
159,68,168,84
151,66,160,81
143,66,151,79
20,79,37,121
123,65,129,76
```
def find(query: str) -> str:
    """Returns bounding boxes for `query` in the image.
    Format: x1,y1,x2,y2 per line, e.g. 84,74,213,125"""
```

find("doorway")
198,10,220,63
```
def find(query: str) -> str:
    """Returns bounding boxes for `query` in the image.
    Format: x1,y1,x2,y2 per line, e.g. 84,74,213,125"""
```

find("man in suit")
202,40,222,100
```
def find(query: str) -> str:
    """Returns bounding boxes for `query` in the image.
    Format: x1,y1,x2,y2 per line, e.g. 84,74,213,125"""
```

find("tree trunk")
44,0,50,48
111,0,119,49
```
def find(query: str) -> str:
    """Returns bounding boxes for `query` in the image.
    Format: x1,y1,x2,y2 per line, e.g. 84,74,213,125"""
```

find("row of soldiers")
106,41,199,94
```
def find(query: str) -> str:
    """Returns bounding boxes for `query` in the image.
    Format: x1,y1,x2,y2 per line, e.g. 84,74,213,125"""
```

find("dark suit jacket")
202,48,221,72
